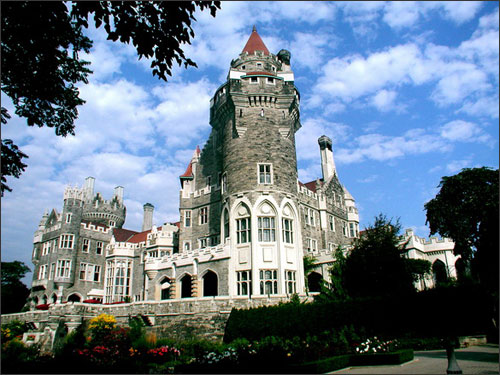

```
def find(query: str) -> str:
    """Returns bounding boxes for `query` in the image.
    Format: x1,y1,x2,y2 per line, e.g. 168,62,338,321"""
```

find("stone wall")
1,296,301,349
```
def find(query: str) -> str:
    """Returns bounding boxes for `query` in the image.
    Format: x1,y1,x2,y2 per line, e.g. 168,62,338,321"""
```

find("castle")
28,28,457,309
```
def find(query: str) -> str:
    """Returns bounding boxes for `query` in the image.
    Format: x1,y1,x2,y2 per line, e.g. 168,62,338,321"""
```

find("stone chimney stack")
142,203,154,232
318,135,336,181
83,176,95,200
113,186,124,204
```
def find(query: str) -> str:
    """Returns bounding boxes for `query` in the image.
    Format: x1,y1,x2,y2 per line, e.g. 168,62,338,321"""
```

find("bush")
350,349,414,366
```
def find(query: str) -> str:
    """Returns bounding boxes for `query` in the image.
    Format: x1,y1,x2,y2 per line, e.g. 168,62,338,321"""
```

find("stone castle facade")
28,28,360,307
28,28,458,310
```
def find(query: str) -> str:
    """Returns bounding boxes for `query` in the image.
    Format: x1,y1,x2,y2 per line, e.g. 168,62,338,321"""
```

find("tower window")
66,213,72,223
267,77,274,84
241,65,246,70
258,164,272,184
199,207,208,225
250,77,258,84
258,217,275,242
184,210,191,227
237,270,252,296
96,241,103,255
236,217,251,244
329,215,335,231
256,62,262,68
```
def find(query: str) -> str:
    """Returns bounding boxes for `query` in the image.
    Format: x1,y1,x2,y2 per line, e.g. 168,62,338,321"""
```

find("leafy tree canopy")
343,214,416,299
425,167,499,290
1,261,31,314
1,1,220,195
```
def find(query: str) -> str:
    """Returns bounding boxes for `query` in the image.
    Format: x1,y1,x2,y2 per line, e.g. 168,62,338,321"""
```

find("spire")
242,26,269,56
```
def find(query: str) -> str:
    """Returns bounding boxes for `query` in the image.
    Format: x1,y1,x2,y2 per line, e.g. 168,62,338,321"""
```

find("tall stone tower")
178,27,305,297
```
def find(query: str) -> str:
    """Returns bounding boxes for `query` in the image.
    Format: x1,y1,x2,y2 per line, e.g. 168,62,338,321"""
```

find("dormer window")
242,65,246,70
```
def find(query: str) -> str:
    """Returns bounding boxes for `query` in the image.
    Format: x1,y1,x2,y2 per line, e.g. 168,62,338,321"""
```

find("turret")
142,203,154,232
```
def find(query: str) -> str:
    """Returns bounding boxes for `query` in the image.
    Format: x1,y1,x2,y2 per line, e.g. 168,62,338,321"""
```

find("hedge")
224,284,492,343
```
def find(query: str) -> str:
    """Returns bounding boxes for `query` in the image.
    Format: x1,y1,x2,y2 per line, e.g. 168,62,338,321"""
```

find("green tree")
405,258,432,289
302,254,316,295
1,1,220,195
1,261,31,314
424,167,499,291
343,214,416,299
314,245,349,303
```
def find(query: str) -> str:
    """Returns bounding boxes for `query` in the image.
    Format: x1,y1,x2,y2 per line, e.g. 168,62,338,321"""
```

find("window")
221,173,227,194
49,263,55,280
256,62,262,68
184,241,191,251
328,243,336,252
96,241,103,255
207,176,212,187
109,220,115,227
349,223,356,238
42,242,51,256
241,65,246,70
199,207,208,225
250,76,258,84
260,269,278,295
258,217,275,242
304,208,310,225
65,213,72,223
237,270,252,296
236,218,251,244
60,234,74,249
38,264,48,280
210,235,220,246
329,215,335,231
267,77,274,84
56,259,71,278
53,238,58,251
282,218,293,244
224,209,230,239
82,238,90,253
306,238,318,252
199,238,208,249
342,221,348,237
310,209,316,226
148,250,158,258
105,259,132,303
285,270,296,294
184,211,191,227
258,164,272,184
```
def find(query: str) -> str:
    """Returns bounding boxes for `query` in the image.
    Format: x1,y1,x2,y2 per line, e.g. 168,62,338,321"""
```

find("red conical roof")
242,26,269,56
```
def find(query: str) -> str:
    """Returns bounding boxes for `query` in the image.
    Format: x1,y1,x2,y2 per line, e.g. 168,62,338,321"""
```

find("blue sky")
2,1,498,284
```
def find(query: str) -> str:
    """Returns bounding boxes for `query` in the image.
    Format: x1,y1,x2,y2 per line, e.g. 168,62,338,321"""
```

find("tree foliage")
1,1,220,195
1,261,31,314
424,167,499,290
343,214,416,299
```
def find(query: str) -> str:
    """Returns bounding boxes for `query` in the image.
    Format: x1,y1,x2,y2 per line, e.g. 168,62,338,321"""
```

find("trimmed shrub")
350,349,414,366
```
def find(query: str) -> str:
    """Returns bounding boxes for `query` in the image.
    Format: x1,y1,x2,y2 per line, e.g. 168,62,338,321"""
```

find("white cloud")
439,120,493,144
371,89,398,112
446,158,474,173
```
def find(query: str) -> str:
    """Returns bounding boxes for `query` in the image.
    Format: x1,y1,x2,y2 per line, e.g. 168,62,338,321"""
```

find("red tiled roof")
112,228,138,242
242,26,270,56
127,226,163,244
299,179,324,193
180,146,200,179
173,221,180,229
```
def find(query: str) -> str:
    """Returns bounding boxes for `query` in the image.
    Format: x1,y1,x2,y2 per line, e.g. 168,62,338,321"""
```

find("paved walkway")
330,344,499,374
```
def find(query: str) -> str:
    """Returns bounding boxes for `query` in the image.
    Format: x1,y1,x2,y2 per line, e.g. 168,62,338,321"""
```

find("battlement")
63,186,85,201
80,220,110,233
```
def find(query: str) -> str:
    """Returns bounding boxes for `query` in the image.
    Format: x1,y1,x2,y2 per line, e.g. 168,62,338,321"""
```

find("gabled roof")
300,179,323,193
180,146,200,179
127,226,163,244
112,228,138,242
242,26,270,56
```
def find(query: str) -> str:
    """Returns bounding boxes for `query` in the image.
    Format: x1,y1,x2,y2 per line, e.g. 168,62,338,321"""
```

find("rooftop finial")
252,25,256,32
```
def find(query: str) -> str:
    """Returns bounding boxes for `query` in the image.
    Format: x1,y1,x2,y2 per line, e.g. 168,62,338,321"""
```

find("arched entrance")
180,274,192,298
308,272,323,292
160,277,171,300
432,260,448,286
67,293,81,302
203,271,218,297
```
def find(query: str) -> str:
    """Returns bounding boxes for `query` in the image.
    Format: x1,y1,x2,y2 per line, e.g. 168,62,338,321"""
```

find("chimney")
113,186,124,204
318,135,336,180
142,203,154,232
84,176,95,200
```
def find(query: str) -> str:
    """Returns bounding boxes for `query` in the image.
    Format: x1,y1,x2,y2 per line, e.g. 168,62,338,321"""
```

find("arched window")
42,295,48,304
51,294,57,303
235,204,251,244
432,260,448,286
203,271,218,297
282,204,294,244
308,272,323,293
180,274,192,298
257,202,276,242
160,277,171,300
223,208,229,239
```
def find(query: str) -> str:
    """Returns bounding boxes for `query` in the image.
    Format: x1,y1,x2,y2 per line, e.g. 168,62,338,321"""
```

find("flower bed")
82,299,102,304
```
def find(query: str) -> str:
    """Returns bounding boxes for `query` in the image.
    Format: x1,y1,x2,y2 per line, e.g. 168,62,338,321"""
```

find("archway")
67,293,81,302
160,277,171,300
203,271,218,297
432,260,448,286
308,272,323,292
51,294,57,303
42,294,48,304
180,274,192,298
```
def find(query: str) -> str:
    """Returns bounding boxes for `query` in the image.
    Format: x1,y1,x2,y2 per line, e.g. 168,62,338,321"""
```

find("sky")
2,1,498,284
